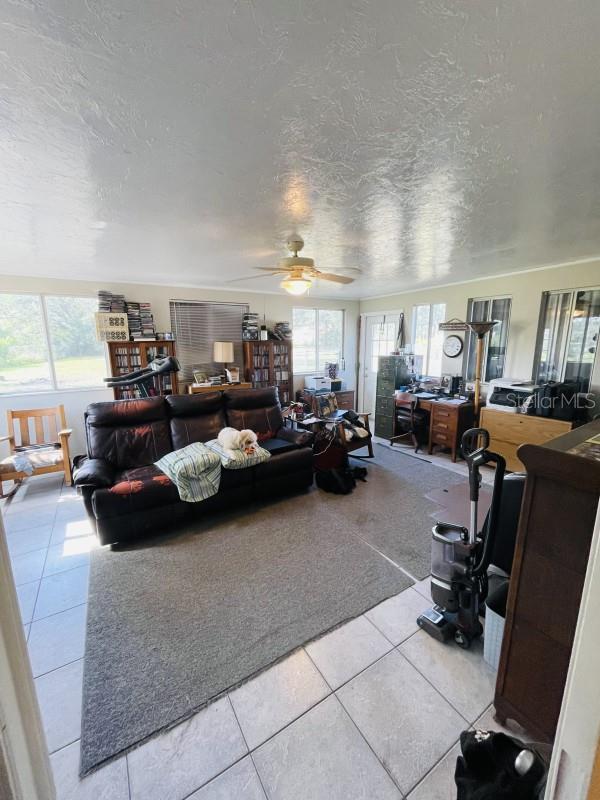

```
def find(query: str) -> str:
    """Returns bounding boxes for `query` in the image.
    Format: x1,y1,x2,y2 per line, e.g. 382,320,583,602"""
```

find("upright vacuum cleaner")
417,428,506,649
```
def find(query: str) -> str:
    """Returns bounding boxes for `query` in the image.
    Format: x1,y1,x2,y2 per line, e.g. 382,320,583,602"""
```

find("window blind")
169,300,249,382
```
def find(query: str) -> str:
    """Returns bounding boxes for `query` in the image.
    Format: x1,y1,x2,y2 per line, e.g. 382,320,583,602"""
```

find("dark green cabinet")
374,355,414,438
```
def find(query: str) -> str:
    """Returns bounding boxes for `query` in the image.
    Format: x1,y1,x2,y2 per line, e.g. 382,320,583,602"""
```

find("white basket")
483,607,505,671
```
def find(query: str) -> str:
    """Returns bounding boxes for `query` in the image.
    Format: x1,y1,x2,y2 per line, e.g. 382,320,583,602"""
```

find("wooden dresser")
427,400,474,462
480,407,573,471
494,419,600,741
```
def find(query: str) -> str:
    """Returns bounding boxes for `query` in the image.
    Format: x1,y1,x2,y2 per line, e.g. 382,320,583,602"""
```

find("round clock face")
443,335,463,358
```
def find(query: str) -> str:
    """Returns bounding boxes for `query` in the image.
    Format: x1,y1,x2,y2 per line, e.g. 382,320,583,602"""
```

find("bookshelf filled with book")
243,340,293,405
106,340,178,400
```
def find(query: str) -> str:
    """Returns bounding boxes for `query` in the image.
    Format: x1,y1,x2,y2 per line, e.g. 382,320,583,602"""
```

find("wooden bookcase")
243,340,293,405
106,340,178,400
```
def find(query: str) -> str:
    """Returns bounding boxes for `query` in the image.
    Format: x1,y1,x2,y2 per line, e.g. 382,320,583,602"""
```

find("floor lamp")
467,320,497,415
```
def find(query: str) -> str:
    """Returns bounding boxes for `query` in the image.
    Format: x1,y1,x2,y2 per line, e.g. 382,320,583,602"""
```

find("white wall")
359,259,600,391
0,275,360,456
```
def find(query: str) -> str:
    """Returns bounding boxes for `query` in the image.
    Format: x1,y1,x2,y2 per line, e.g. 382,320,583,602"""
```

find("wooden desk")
410,397,474,462
187,382,252,394
480,407,573,471
494,419,600,741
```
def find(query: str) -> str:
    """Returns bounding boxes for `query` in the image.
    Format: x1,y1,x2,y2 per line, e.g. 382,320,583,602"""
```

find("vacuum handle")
462,428,490,502
432,522,469,544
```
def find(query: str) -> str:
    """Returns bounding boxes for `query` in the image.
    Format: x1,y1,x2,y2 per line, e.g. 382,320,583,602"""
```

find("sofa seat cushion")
92,464,180,518
253,446,313,481
260,437,300,456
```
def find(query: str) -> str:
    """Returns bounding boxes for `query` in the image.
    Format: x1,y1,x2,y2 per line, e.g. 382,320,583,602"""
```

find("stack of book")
98,290,126,313
125,302,142,338
242,312,260,340
273,321,292,340
139,303,156,339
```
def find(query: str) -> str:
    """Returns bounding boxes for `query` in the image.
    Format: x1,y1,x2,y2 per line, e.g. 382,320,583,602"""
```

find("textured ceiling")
2,0,600,298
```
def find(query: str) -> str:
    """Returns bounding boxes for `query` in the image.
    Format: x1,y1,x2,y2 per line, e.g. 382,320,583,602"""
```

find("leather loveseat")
73,388,313,546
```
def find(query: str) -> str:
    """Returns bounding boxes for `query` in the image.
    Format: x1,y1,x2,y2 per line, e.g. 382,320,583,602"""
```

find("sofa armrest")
72,456,116,489
276,426,314,447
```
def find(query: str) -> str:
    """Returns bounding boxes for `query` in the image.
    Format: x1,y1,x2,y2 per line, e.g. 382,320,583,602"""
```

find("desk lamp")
213,341,235,382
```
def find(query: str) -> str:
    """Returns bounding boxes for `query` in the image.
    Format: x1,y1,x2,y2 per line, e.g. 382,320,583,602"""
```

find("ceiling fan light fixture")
280,276,312,296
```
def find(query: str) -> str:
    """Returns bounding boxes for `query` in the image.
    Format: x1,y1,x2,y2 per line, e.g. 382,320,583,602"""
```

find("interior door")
360,314,401,413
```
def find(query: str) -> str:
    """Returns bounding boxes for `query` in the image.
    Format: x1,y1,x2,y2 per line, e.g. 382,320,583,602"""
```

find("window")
170,300,248,382
533,288,600,391
292,308,344,373
412,303,446,375
464,296,511,382
0,293,106,394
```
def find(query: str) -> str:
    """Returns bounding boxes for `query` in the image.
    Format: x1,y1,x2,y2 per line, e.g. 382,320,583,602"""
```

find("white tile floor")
2,471,519,800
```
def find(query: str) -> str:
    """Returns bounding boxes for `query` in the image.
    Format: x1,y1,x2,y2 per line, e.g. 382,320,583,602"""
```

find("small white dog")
217,427,258,458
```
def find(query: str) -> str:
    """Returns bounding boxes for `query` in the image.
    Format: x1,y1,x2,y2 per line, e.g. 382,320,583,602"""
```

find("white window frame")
292,307,345,375
464,294,512,383
411,302,446,375
0,291,108,395
532,286,600,390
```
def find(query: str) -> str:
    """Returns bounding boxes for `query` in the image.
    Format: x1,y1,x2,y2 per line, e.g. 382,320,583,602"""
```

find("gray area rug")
81,445,462,775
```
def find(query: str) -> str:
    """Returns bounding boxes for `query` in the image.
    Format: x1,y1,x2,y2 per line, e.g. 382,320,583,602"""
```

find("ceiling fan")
231,235,356,296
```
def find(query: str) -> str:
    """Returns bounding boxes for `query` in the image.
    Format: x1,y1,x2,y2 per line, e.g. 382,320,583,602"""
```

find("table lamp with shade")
213,341,239,383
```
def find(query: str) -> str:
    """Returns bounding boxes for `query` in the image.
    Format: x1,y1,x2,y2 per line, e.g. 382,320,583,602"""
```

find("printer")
304,375,343,392
487,378,537,412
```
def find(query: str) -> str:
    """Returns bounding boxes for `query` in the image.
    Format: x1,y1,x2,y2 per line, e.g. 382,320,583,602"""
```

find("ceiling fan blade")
253,266,289,273
227,274,282,283
314,271,354,284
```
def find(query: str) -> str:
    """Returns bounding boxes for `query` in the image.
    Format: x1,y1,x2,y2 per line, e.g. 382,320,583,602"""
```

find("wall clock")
443,335,463,358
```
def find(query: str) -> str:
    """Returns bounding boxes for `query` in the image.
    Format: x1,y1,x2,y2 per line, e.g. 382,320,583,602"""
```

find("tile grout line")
331,693,406,798
29,601,88,627
29,493,60,629
226,695,272,800
395,646,474,726
33,655,84,683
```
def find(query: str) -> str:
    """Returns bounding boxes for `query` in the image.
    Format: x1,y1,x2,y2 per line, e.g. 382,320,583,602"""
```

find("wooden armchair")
0,405,73,498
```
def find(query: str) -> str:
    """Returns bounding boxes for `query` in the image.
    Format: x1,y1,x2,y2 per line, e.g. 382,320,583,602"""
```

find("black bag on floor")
315,466,356,494
455,730,547,799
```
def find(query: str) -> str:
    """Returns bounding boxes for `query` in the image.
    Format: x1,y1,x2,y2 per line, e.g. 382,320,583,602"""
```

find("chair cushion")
0,447,63,474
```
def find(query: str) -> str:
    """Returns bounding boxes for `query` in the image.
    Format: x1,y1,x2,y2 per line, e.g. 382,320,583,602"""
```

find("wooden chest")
480,407,573,471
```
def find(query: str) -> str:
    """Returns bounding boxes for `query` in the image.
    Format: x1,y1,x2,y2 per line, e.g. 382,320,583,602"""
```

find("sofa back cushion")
165,393,227,449
224,387,283,438
85,398,172,469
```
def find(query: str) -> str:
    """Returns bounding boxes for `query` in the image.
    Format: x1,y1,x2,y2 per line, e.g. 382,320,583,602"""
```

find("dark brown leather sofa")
73,388,313,546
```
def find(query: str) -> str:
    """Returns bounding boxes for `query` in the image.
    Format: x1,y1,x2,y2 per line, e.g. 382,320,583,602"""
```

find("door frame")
358,310,404,412
0,513,55,800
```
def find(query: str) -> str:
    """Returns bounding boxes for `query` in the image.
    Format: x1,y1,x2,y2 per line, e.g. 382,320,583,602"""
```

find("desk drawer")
431,419,457,434
431,429,453,446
